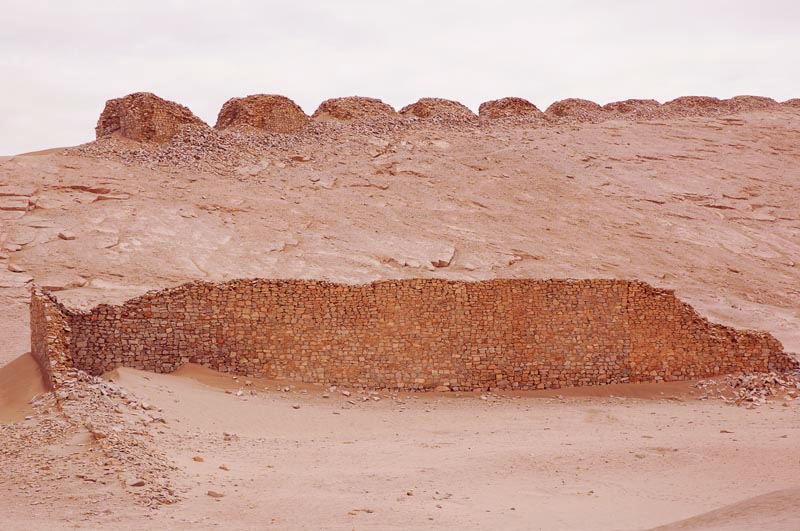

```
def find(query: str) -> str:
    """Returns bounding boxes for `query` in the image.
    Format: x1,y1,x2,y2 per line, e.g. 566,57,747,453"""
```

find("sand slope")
0,353,48,422
642,487,800,531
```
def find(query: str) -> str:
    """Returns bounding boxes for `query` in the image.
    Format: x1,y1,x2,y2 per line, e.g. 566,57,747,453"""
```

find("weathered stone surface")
603,99,662,118
215,94,309,134
663,96,725,116
546,99,607,122
399,98,476,122
312,97,397,122
0,197,31,212
95,92,208,143
479,97,543,120
31,279,797,392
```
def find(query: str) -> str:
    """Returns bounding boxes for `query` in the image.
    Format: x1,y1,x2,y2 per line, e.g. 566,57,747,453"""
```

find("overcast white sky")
1,0,798,154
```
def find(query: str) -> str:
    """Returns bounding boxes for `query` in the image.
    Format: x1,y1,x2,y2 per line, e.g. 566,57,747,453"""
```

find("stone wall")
29,288,72,389
95,92,208,143
91,92,798,147
312,97,398,121
479,97,544,120
215,94,310,134
30,279,797,391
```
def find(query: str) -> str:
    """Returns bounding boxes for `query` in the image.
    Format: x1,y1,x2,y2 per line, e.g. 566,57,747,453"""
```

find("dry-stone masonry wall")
95,92,208,143
215,94,310,134
312,97,397,121
30,288,72,389
479,97,544,119
399,98,477,123
89,92,799,150
31,279,797,391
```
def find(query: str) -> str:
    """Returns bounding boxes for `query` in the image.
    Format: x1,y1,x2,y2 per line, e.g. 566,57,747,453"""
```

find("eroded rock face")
545,98,606,122
215,94,310,134
95,92,208,143
399,98,476,121
479,97,543,119
312,96,397,121
783,98,800,108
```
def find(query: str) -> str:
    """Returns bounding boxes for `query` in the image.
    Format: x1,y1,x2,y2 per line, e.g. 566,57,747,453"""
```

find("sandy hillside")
2,108,799,365
1,102,800,530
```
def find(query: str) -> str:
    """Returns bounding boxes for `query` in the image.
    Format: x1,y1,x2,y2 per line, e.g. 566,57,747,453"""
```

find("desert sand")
1,99,799,530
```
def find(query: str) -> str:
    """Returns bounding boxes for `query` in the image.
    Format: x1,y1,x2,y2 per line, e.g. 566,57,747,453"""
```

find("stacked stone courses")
30,279,796,391
95,92,208,143
30,289,73,389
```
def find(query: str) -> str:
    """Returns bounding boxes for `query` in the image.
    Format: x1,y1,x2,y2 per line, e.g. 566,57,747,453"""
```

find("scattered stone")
57,231,76,241
207,490,225,498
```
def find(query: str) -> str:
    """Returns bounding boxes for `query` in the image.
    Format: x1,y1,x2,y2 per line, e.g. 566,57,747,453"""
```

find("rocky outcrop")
95,92,208,143
215,94,309,134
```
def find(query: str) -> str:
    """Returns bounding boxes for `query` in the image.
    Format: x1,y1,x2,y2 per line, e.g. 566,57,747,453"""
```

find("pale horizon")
2,0,799,154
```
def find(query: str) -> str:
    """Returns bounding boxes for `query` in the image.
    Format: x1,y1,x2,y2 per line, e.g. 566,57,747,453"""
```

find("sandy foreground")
1,107,800,529
1,359,799,531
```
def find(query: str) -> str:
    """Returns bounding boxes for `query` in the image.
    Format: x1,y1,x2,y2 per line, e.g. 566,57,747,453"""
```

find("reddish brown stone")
312,97,397,121
95,92,208,143
479,97,543,120
31,279,797,392
215,94,309,134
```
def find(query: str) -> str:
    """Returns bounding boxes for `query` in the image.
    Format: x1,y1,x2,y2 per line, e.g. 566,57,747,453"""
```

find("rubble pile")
399,98,477,125
724,95,778,113
0,369,179,507
603,99,663,119
661,96,728,117
478,97,545,121
545,98,608,123
70,91,800,172
215,94,310,134
71,123,308,172
694,370,800,407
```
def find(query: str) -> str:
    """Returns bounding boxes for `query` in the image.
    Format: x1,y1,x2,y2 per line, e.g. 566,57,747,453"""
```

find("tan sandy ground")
1,107,800,529
1,362,799,530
